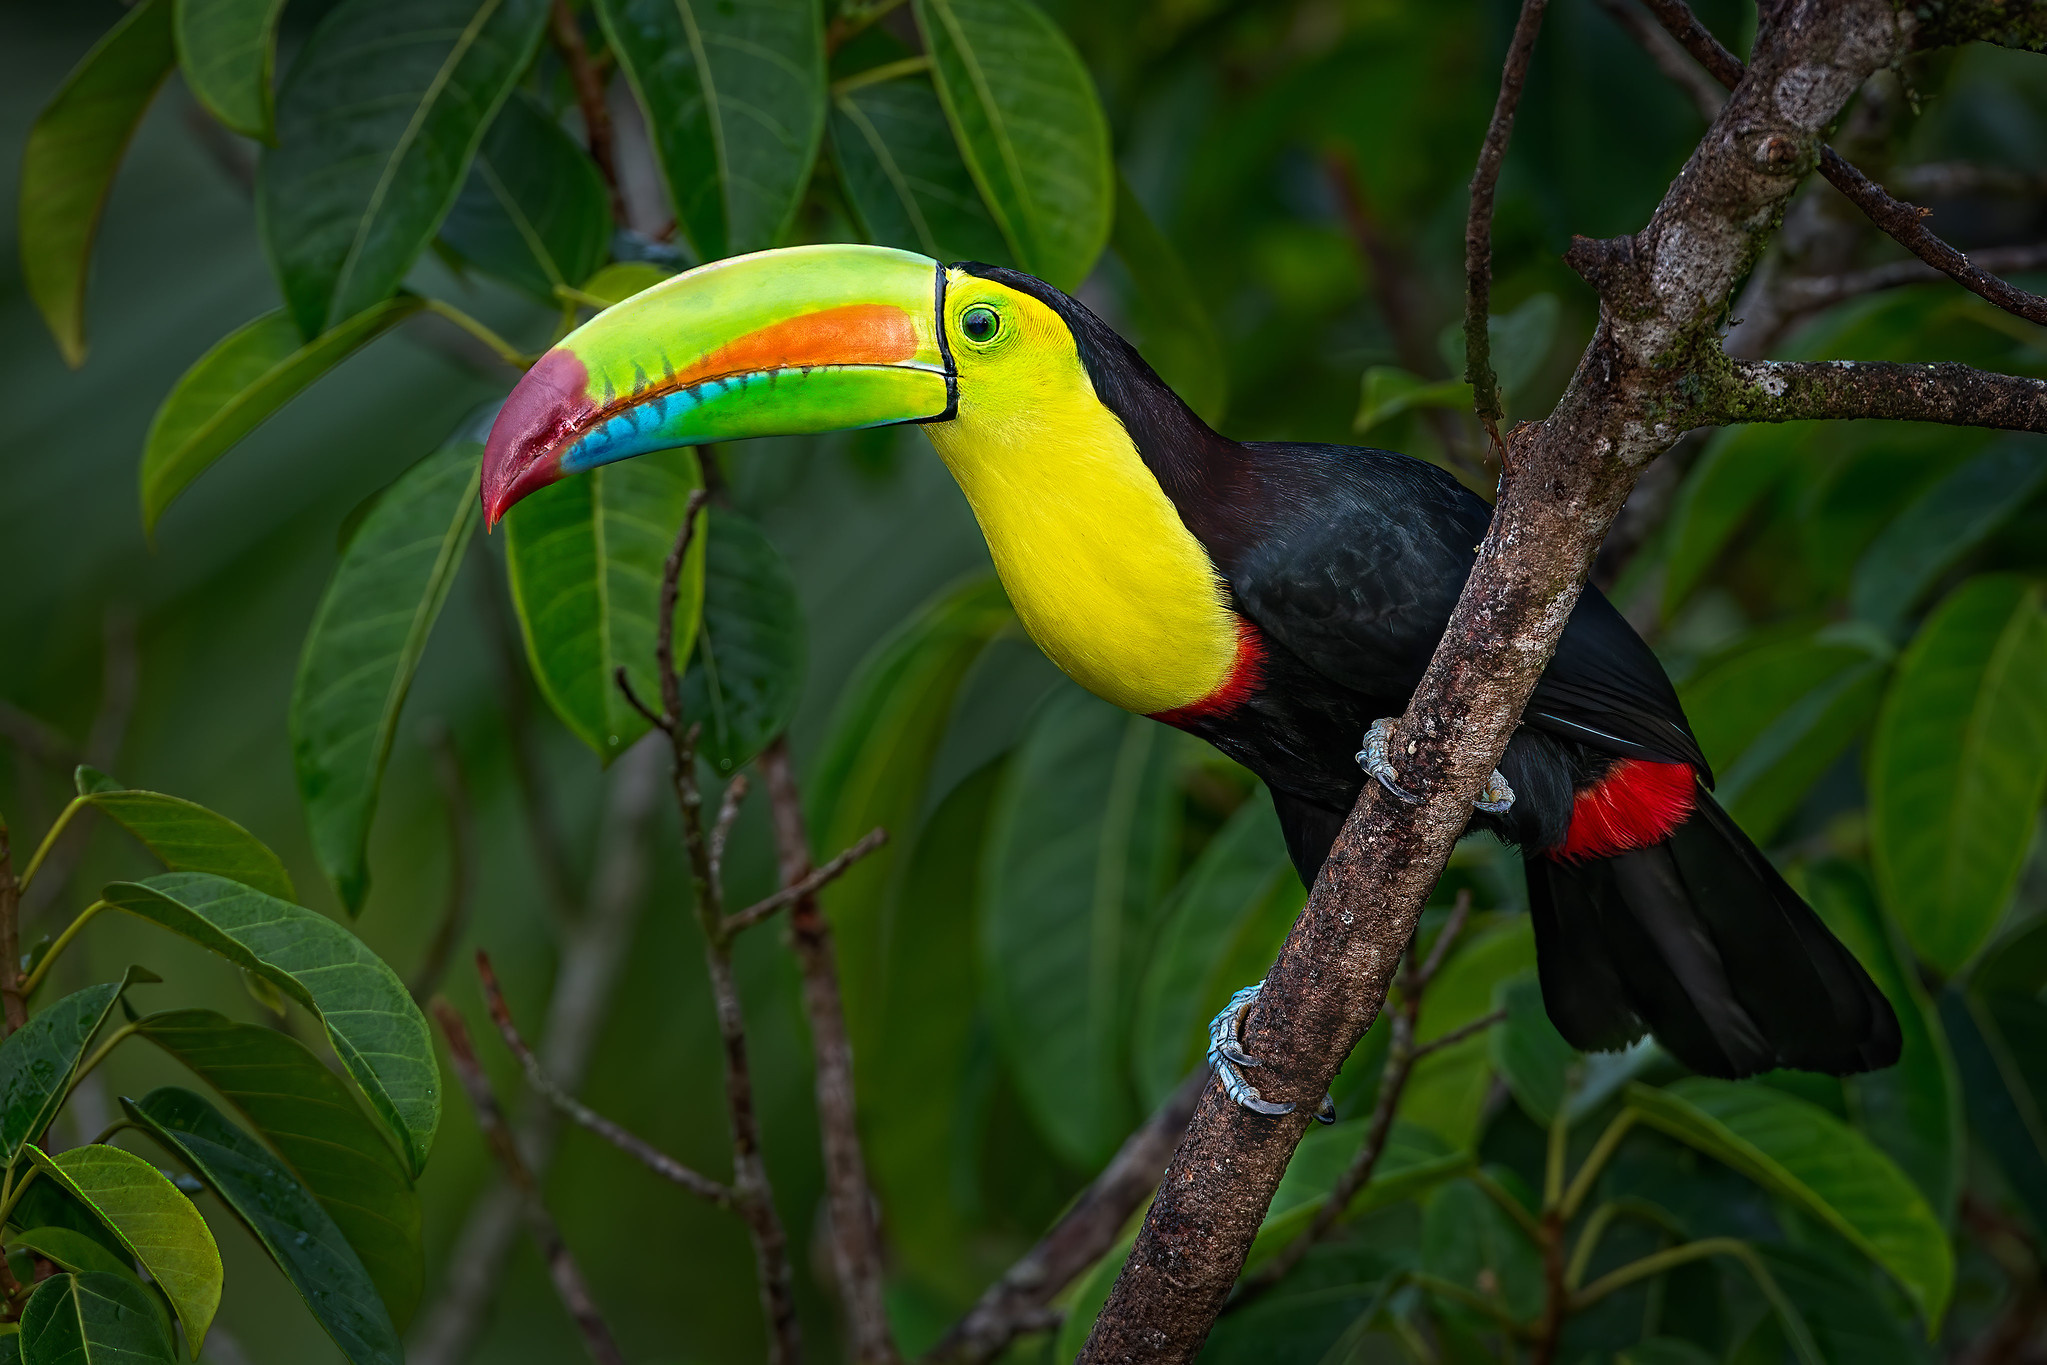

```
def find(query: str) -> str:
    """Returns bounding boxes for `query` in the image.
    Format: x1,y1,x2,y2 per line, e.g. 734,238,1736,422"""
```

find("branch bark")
1712,359,2047,431
1079,5,1918,1358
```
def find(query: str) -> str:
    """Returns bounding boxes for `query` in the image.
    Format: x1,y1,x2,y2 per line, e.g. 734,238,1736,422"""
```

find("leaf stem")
831,55,932,97
70,1020,144,1090
21,900,110,1000
421,299,531,372
1558,1109,1635,1222
15,798,86,896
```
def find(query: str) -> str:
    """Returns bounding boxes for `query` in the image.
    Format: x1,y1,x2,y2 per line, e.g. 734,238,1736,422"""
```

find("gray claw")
1218,1042,1260,1068
1315,1093,1338,1125
1356,718,1423,805
1474,768,1516,814
1206,980,1295,1117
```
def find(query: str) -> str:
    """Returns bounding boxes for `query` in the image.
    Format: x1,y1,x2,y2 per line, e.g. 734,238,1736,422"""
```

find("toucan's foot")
1356,718,1422,805
1475,768,1516,814
1206,981,1336,1123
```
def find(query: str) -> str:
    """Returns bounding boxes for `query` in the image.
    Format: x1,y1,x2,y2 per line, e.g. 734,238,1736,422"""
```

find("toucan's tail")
1525,790,1901,1078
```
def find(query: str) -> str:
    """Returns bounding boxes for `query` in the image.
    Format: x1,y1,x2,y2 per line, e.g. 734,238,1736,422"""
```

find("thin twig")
1590,0,1723,118
475,949,734,1207
1778,243,2047,314
709,774,749,890
433,1002,626,1365
549,0,625,224
0,704,73,769
1464,0,1550,461
721,828,888,936
1891,161,2047,201
410,724,477,1003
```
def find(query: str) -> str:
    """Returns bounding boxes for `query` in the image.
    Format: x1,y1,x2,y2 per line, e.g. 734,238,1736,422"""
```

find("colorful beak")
481,244,955,527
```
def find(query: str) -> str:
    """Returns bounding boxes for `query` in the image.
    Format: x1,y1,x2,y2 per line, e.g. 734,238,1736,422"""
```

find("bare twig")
549,0,626,224
434,1002,626,1365
410,724,477,1002
0,704,73,769
1777,243,2047,314
720,827,888,936
709,773,749,889
1891,161,2047,201
1591,0,1724,119
1464,0,1550,460
927,1071,1208,1364
475,949,734,1206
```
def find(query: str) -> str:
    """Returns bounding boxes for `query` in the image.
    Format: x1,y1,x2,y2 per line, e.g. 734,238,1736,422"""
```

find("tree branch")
1712,359,2047,431
720,826,888,936
1891,162,2047,201
1777,243,2047,313
549,0,626,225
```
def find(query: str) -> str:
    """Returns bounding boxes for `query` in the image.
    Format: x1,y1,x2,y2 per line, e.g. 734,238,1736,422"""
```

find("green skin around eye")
963,307,998,341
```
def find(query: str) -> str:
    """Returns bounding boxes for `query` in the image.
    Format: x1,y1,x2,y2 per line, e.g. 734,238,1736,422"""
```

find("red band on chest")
1555,758,1698,862
1150,620,1266,728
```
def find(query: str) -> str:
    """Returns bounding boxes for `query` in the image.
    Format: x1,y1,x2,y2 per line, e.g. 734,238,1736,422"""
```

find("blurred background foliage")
5,0,2047,1361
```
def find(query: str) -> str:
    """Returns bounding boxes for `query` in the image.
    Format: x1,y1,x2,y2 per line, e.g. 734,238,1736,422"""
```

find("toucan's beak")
481,244,955,527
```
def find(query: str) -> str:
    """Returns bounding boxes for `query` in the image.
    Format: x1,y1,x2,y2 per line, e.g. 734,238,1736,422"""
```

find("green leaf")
1491,974,1574,1128
1943,948,2047,1236
18,1273,175,1365
594,0,825,261
1131,790,1297,1109
439,91,613,303
1803,862,1963,1223
503,447,707,762
830,75,1012,267
7,1229,134,1282
1053,1233,1135,1365
18,0,176,368
134,1010,421,1328
1627,1078,1953,1326
175,0,288,140
914,0,1113,290
71,776,293,903
1851,438,2047,635
104,874,438,1176
1421,1174,1546,1323
258,0,551,336
1661,424,1810,617
679,510,806,775
1753,1244,1929,1365
125,1089,401,1365
1401,916,1530,1149
1110,177,1228,425
1353,367,1471,437
1679,634,1888,842
292,407,486,910
140,299,425,532
809,576,1012,1058
981,685,1184,1166
1247,1120,1468,1269
1440,294,1559,404
1870,574,2047,975
23,1145,220,1352
0,983,131,1164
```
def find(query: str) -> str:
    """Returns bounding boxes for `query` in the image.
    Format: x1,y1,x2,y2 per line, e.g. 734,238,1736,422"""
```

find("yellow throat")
921,271,1240,716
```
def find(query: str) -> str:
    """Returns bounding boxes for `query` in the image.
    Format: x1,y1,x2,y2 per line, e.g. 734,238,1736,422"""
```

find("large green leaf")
1752,1244,1928,1365
18,0,176,369
1943,985,2047,1237
71,769,293,903
1869,574,2047,975
914,0,1113,290
438,91,613,303
504,447,707,762
594,0,824,261
1660,423,1810,617
259,0,550,336
104,874,438,1176
1246,1120,1468,1268
1422,1174,1546,1324
0,983,131,1165
140,299,425,532
135,1010,421,1328
1400,916,1530,1149
126,1089,401,1365
829,75,1013,267
1627,1079,1953,1325
1131,790,1298,1109
678,510,806,776
8,1229,136,1282
1850,438,2047,635
808,576,1012,1056
1802,862,1963,1223
980,685,1183,1166
1491,973,1574,1129
1110,177,1228,425
18,1273,175,1365
175,0,288,140
292,408,486,910
1679,634,1888,842
23,1145,220,1352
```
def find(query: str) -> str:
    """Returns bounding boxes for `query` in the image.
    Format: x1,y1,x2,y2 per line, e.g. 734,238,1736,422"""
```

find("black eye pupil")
963,307,997,341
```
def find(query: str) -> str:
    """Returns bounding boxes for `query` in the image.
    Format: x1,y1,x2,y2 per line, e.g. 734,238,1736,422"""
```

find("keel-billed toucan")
480,244,1900,1105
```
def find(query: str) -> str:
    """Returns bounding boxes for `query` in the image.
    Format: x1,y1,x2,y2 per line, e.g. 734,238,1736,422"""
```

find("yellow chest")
924,399,1240,716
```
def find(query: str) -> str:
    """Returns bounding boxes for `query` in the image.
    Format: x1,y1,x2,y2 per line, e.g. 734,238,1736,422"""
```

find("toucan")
479,244,1901,1109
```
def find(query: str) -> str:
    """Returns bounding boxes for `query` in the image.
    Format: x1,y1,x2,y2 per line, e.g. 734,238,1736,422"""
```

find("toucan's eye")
960,305,1000,343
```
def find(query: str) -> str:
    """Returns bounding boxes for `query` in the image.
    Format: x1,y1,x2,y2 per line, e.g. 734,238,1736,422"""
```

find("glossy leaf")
1679,634,1888,842
594,0,825,261
1661,423,1810,617
127,1089,401,1365
0,983,130,1164
1627,1078,1953,1325
830,75,1012,267
1943,946,2047,1236
1870,574,2047,975
18,1273,175,1365
1491,973,1574,1128
809,575,1012,1056
1131,790,1297,1108
1401,916,1530,1149
175,0,288,140
104,874,438,1176
7,1229,135,1282
1851,438,2047,634
292,407,486,910
1422,1174,1545,1323
1755,1244,1928,1365
24,1145,220,1352
679,510,806,775
439,91,613,303
136,1010,420,1328
914,0,1113,290
71,770,293,902
1247,1120,1468,1268
259,0,550,336
140,299,425,532
504,447,707,762
1354,366,1470,436
18,0,176,368
1110,177,1228,425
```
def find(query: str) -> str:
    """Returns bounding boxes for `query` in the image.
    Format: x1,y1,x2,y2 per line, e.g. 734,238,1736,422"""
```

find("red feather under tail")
1555,758,1698,862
